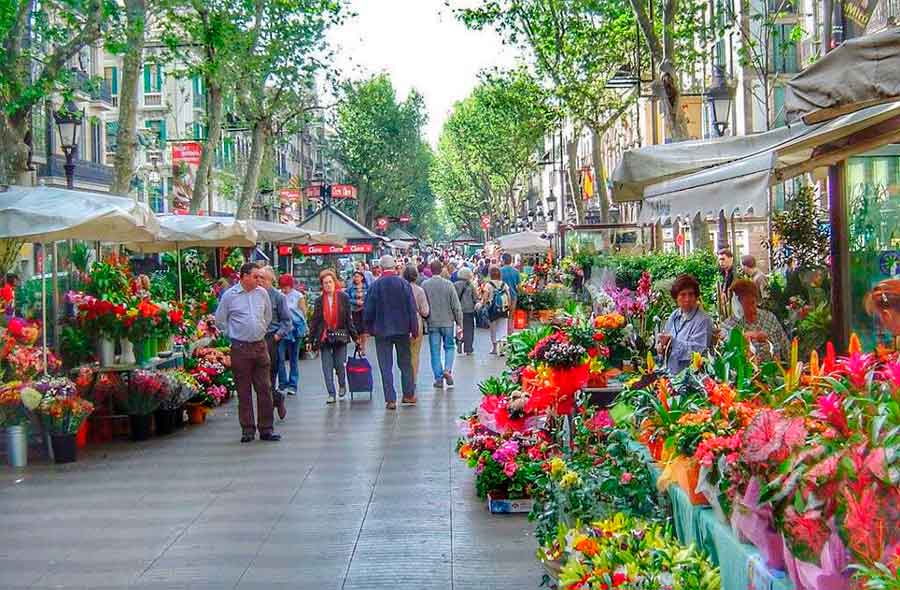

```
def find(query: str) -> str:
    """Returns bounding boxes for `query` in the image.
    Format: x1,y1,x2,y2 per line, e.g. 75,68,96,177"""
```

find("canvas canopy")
786,28,900,124
0,185,160,243
496,230,551,255
250,220,345,246
639,100,900,223
127,215,257,252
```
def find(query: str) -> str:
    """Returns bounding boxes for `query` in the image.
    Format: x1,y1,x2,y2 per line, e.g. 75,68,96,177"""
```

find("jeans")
428,326,456,380
320,343,348,396
461,312,475,353
277,338,299,391
375,336,414,402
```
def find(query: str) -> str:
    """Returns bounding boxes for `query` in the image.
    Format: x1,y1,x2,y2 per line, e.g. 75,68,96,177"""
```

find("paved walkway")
0,336,543,590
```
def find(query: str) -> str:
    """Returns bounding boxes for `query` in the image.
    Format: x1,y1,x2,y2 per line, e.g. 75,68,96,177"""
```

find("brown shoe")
276,398,287,420
386,401,397,410
443,371,454,387
401,396,417,406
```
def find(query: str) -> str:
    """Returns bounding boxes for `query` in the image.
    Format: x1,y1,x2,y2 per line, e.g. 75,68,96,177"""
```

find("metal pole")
40,243,48,375
829,164,850,351
176,246,184,302
64,148,75,190
52,242,60,353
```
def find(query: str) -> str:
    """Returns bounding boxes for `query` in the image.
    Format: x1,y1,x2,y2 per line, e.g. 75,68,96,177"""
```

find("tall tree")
333,74,430,227
1,0,120,184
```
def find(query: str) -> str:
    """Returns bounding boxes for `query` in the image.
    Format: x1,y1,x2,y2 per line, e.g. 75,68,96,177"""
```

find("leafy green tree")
1,0,121,183
333,74,431,227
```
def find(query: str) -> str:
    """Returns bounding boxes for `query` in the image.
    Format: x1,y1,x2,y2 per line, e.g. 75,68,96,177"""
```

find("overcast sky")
328,0,520,146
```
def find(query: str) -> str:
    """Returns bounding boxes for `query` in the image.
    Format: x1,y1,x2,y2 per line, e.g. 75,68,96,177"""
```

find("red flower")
592,332,605,342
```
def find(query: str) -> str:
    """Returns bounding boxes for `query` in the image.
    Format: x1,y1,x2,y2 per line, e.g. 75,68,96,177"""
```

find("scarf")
322,292,339,341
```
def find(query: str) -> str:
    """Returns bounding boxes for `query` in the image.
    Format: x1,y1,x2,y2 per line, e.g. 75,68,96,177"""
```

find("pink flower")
619,472,633,485
491,440,519,464
586,410,614,432
503,461,518,478
815,392,850,436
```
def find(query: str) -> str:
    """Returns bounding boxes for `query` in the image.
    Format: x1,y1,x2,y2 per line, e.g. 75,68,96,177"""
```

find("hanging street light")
53,101,84,190
705,65,734,137
546,190,558,222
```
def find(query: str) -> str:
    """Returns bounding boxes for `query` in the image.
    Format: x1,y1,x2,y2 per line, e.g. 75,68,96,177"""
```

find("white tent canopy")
250,220,345,246
0,185,160,242
639,100,900,223
496,230,551,254
127,215,257,252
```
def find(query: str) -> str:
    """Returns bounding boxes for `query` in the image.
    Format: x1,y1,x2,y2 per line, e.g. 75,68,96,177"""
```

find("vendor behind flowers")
722,278,789,361
657,274,713,375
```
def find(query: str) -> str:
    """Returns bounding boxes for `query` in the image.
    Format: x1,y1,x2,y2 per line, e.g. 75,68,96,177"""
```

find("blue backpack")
488,280,510,320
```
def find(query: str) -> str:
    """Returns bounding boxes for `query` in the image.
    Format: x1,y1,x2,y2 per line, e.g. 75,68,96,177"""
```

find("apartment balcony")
69,68,115,109
39,155,114,188
143,93,164,109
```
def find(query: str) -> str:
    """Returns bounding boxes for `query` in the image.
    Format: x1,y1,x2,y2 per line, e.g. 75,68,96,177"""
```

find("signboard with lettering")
277,188,301,224
171,142,202,213
303,184,358,200
296,243,374,255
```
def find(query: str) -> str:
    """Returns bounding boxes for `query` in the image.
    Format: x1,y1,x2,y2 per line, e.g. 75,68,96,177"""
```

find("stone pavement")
0,335,544,590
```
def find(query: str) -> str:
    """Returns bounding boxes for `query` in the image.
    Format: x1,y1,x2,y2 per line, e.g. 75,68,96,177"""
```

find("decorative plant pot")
186,403,207,425
128,414,154,441
119,338,136,365
75,420,90,448
657,455,708,506
148,338,159,359
154,408,178,435
51,433,77,464
98,337,116,367
730,477,785,569
513,309,528,330
6,424,28,467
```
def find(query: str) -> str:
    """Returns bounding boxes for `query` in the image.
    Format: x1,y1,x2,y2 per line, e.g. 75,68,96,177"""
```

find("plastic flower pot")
98,337,116,367
186,403,207,425
513,309,528,329
51,433,77,464
154,409,177,435
75,420,90,448
119,338,136,365
148,338,159,359
157,335,171,354
657,455,708,506
6,424,28,467
128,414,154,441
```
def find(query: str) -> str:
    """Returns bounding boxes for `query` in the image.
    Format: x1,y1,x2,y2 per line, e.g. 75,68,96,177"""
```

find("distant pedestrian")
277,274,307,396
215,263,280,443
403,264,431,386
481,265,511,355
454,267,477,355
423,260,463,389
741,255,768,300
260,266,291,420
309,269,356,404
500,253,521,336
347,270,369,355
364,255,419,409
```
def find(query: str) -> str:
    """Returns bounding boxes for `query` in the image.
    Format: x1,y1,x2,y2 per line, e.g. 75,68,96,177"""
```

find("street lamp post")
53,101,84,190
705,65,734,138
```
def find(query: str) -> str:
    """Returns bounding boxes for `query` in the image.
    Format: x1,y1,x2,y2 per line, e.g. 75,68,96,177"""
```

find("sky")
328,0,520,146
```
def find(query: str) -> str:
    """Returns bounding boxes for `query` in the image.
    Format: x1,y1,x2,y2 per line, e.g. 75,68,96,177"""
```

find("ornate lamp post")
53,101,84,190
705,65,734,137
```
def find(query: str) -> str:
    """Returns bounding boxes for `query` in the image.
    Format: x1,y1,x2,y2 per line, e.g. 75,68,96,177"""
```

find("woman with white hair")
454,267,477,355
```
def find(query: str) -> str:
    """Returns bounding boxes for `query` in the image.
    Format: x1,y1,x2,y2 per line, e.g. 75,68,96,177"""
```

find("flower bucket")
513,309,528,329
128,414,153,441
98,337,116,367
75,420,90,448
157,335,172,354
88,416,114,444
657,455,708,506
6,424,28,467
186,403,207,425
154,408,178,435
730,477,785,570
781,530,850,590
148,338,159,359
51,433,77,464
119,338,136,365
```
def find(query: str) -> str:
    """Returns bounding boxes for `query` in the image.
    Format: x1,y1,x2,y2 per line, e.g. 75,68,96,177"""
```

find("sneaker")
401,396,417,406
260,433,281,442
433,379,444,389
326,396,336,404
241,435,255,443
386,401,397,410
443,372,454,387
338,387,347,399
286,389,297,396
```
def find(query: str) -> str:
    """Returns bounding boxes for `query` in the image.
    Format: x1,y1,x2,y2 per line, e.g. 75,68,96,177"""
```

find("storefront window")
846,145,900,348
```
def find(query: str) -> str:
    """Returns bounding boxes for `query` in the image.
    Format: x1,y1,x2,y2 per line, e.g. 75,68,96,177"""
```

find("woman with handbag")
347,270,369,355
309,269,357,404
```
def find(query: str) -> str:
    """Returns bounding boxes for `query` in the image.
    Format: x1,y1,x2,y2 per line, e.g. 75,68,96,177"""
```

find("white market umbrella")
127,215,258,300
0,185,161,375
250,220,346,246
496,230,551,255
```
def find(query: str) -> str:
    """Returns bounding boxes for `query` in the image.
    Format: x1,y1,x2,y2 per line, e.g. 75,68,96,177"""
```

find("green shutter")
110,66,118,95
159,120,167,146
774,85,786,127
156,65,163,91
192,75,199,96
143,65,151,93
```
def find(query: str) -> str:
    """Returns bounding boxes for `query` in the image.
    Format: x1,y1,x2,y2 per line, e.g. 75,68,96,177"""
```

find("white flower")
20,387,42,410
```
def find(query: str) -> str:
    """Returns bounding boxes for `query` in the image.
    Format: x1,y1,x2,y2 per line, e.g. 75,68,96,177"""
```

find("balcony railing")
40,155,114,186
144,93,163,107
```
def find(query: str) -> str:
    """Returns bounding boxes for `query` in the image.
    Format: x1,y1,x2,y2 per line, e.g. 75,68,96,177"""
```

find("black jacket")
308,291,357,346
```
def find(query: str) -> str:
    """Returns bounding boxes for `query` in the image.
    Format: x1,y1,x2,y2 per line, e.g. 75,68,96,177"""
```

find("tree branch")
628,0,662,60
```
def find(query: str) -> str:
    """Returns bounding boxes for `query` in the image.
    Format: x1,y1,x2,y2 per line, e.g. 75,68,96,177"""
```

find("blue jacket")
363,273,418,338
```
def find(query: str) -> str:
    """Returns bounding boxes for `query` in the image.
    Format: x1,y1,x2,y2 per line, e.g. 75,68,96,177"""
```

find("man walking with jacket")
364,255,419,409
422,260,462,389
260,266,292,420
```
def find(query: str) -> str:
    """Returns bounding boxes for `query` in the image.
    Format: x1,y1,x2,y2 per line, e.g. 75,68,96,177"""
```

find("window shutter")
143,65,151,93
156,64,163,91
110,67,118,95
773,85,786,127
159,120,167,146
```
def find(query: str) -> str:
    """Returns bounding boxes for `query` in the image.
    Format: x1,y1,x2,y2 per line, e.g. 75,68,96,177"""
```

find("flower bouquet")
0,381,42,427
5,344,62,380
457,426,552,501
34,377,93,436
118,370,167,416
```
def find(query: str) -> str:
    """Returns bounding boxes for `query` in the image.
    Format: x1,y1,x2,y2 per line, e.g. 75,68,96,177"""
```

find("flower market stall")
455,280,900,590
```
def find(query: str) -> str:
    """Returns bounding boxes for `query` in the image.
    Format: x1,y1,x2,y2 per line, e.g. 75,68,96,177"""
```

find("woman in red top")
308,269,357,404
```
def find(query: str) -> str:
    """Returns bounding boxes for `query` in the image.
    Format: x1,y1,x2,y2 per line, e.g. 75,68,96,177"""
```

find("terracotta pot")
186,403,207,425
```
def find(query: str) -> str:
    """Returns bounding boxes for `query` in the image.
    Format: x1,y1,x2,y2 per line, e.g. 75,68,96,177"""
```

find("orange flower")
708,382,736,412
656,378,671,412
574,537,600,557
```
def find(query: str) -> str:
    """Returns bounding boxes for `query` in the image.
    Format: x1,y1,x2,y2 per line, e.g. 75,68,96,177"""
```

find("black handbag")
325,328,350,345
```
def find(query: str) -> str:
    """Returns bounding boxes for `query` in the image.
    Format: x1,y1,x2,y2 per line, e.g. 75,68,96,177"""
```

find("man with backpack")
422,260,463,389
500,253,521,336
480,265,511,355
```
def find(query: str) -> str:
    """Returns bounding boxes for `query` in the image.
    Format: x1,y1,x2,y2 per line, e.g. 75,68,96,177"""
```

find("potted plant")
155,371,191,435
118,370,166,441
0,381,42,467
32,377,93,464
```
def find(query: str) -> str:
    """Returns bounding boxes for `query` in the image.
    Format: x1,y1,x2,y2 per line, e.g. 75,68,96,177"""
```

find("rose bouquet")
117,369,168,415
73,293,128,339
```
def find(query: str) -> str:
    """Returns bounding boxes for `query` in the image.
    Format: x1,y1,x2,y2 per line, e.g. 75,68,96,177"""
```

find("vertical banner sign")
581,168,594,201
171,142,202,214
480,215,491,230
278,189,301,224
376,217,388,232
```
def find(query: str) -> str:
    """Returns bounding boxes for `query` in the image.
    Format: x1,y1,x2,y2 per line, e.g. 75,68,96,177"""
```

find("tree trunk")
110,0,146,196
0,112,31,185
565,138,583,224
590,129,608,223
191,81,223,213
236,119,268,219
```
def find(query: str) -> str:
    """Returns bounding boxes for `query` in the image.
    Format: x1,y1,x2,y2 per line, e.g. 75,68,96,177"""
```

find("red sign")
399,214,411,223
376,217,388,231
480,215,491,230
303,184,358,200
296,243,373,255
172,142,203,213
675,233,685,248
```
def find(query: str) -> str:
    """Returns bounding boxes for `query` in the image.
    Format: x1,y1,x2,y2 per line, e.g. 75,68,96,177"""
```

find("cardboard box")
487,494,534,514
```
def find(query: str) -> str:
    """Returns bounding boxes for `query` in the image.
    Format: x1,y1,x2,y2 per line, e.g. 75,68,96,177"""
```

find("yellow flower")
549,457,566,478
458,444,473,460
559,470,581,489
691,352,703,371
594,513,628,535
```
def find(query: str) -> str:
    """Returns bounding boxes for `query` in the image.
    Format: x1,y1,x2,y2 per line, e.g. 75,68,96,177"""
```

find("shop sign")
296,243,373,255
278,188,301,224
171,142,202,213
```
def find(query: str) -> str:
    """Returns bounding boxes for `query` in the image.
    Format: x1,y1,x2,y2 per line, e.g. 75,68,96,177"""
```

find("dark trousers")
461,312,475,353
375,335,414,402
230,340,273,437
265,335,285,405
